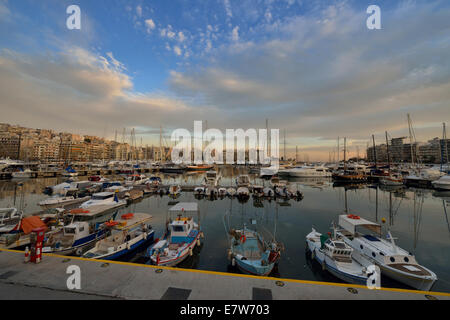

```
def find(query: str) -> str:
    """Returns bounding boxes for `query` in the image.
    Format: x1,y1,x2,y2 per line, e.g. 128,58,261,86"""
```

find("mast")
336,137,340,169
283,129,286,161
407,114,416,167
372,134,377,168
159,125,163,163
385,131,391,172
343,137,347,173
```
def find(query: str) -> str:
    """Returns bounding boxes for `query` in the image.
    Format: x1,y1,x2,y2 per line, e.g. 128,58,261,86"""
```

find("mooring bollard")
24,246,30,263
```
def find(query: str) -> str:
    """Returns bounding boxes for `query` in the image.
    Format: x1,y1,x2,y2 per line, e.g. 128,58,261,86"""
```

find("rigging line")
442,200,450,236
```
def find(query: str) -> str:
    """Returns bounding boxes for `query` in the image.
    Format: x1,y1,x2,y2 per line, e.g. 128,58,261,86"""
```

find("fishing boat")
432,175,450,190
228,226,282,276
83,213,154,260
160,163,187,174
337,214,437,291
43,220,109,256
306,226,371,285
38,195,90,210
147,202,203,267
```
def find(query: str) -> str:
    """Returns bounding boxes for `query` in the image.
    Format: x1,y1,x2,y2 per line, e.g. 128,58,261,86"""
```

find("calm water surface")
1,167,449,292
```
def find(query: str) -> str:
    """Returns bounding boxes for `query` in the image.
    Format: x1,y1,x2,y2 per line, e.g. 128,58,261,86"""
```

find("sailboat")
379,132,404,186
332,138,367,183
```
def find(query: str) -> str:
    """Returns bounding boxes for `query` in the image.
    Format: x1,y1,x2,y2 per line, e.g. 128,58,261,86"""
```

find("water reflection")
0,169,449,292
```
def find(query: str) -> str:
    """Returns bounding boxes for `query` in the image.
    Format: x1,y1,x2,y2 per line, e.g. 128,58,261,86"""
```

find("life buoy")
240,235,246,243
347,214,360,220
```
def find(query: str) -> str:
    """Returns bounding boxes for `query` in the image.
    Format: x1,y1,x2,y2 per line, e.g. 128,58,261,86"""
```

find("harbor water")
1,166,449,293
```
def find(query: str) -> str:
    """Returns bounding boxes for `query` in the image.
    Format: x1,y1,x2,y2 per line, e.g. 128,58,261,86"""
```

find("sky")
0,0,449,161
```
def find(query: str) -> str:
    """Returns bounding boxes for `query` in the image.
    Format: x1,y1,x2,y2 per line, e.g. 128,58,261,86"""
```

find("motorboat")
147,203,203,267
289,166,332,178
405,168,445,188
218,188,228,197
337,214,437,291
431,175,450,191
306,226,371,285
187,165,214,171
237,187,250,199
263,187,275,198
79,192,126,209
236,175,250,187
252,186,265,198
62,166,78,177
39,195,91,210
260,166,279,177
11,168,32,179
83,213,154,260
204,170,220,186
194,186,206,196
228,226,281,276
125,174,149,186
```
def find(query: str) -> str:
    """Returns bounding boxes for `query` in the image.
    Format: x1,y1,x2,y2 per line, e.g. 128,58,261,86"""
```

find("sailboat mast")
385,131,391,171
372,134,377,168
407,114,415,167
343,137,347,173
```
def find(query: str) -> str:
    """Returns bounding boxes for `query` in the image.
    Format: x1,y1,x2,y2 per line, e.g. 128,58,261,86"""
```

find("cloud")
136,5,142,18
145,19,155,33
173,46,182,56
169,1,450,153
231,26,239,41
223,0,232,18
0,47,215,139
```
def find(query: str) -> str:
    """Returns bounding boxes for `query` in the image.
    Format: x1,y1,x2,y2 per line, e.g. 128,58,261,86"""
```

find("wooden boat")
187,165,214,171
83,213,154,260
147,202,203,267
228,226,281,276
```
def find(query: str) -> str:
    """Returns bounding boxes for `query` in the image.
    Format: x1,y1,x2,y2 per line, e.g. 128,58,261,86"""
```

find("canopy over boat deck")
338,215,381,235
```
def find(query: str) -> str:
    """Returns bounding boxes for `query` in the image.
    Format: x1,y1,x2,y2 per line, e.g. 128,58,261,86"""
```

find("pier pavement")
0,249,449,300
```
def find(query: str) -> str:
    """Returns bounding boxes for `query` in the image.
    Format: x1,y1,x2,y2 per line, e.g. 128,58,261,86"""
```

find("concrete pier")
0,249,449,300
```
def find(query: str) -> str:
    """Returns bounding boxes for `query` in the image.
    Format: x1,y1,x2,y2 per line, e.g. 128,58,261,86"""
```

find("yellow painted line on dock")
1,247,449,298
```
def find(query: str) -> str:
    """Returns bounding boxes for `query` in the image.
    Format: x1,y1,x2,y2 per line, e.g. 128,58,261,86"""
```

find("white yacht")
39,195,91,210
0,158,24,171
337,214,437,291
432,175,450,191
288,166,332,178
11,168,32,179
80,192,126,209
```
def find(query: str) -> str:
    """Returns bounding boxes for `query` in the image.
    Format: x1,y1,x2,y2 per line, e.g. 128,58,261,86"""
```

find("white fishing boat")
337,214,437,291
432,175,450,191
39,195,91,210
83,213,154,260
147,202,203,267
306,226,371,285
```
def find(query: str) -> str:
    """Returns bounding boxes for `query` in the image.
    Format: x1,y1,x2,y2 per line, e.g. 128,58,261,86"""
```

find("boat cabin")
322,237,353,263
